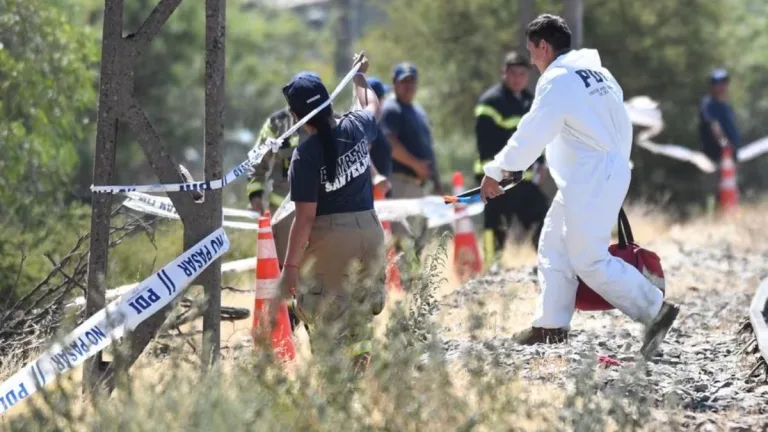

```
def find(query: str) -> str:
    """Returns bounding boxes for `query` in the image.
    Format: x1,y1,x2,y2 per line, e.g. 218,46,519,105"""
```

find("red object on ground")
597,355,622,367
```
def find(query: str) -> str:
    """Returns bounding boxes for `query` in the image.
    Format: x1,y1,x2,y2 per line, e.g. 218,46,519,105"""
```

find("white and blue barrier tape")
624,96,768,172
121,191,260,230
0,228,230,415
90,64,362,195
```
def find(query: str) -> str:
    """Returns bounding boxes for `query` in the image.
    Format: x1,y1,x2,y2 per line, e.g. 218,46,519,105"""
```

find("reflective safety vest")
474,82,544,180
246,108,302,209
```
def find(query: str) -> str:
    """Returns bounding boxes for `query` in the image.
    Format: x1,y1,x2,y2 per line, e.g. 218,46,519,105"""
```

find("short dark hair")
504,51,530,69
525,14,572,52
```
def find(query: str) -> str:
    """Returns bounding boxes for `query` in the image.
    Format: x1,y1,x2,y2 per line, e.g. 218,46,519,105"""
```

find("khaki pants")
295,210,386,354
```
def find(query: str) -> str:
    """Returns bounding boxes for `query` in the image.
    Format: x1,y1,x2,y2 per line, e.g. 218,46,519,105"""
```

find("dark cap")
366,77,389,99
710,68,729,84
282,71,330,117
504,51,530,68
392,62,418,82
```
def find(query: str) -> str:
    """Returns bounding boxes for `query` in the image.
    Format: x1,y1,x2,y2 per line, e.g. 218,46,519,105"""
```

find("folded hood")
551,48,602,70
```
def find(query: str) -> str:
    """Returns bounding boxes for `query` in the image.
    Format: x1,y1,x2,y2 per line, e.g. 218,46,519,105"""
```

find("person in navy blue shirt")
380,62,443,255
278,53,385,372
698,69,741,210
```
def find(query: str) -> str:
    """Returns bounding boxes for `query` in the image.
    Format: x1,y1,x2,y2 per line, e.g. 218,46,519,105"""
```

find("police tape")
65,257,256,309
121,192,260,230
269,193,486,229
625,96,768,172
0,228,230,415
124,189,486,230
90,63,363,195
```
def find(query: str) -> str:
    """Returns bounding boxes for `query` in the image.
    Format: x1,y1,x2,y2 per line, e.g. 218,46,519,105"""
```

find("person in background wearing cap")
475,51,550,264
698,68,741,213
278,53,385,372
366,77,394,192
380,62,443,256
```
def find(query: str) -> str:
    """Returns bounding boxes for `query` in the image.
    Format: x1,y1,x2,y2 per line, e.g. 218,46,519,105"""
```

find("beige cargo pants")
294,209,386,357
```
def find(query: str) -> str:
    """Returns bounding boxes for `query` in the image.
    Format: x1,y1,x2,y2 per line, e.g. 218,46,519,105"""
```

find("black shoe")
178,164,204,203
512,327,568,345
640,301,680,359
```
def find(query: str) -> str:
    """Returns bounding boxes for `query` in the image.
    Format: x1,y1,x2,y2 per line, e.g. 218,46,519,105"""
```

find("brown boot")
512,327,568,345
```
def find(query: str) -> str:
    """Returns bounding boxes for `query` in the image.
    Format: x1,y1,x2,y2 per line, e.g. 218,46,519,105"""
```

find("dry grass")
3,200,767,430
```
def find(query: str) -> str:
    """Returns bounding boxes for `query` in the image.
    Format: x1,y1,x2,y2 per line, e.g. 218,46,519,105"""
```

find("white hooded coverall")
484,49,664,329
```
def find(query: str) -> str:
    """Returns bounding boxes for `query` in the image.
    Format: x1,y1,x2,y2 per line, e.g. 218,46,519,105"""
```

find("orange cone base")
385,247,403,292
454,232,482,281
718,196,739,215
252,298,297,363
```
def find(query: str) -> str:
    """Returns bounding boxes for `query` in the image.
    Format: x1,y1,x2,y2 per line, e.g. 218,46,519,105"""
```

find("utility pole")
84,0,225,394
518,0,534,54
563,0,583,48
200,0,226,370
333,0,353,82
519,0,536,93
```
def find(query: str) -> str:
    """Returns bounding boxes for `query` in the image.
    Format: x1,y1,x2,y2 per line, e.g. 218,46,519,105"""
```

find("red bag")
574,208,666,311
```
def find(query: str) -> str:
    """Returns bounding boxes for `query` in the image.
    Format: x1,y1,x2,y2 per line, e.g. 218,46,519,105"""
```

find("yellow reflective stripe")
289,135,299,148
269,193,285,207
475,104,522,129
346,340,372,357
475,159,536,178
483,229,495,269
257,119,276,142
246,180,263,195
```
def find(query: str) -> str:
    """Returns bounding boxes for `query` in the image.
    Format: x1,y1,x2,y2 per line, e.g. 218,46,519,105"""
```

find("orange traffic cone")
718,145,739,215
452,172,482,281
251,215,296,363
373,185,403,292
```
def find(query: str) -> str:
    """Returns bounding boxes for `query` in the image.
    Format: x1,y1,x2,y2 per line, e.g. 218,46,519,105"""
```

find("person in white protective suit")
480,14,680,358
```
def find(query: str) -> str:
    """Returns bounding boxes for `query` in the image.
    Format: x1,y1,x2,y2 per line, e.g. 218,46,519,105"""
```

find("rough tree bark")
85,0,225,391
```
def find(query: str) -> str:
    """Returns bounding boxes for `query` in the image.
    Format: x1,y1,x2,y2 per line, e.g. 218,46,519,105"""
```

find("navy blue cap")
282,71,330,117
392,62,418,82
710,68,729,83
366,77,389,98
